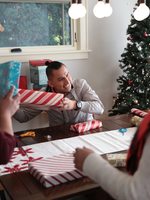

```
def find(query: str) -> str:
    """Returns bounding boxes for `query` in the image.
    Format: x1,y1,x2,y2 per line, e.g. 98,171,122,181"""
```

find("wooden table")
0,114,133,200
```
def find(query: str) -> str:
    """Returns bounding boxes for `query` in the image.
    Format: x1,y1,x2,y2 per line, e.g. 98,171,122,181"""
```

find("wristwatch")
75,101,82,110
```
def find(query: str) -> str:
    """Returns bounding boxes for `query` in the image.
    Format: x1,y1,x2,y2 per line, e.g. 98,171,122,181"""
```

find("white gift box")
19,89,64,110
28,153,83,188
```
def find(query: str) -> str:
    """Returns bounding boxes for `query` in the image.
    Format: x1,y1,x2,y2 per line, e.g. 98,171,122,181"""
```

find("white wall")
13,0,137,131
87,0,137,111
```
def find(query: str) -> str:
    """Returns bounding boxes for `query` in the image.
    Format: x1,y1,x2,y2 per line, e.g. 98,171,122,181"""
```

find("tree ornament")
128,80,133,85
144,31,148,37
134,99,138,104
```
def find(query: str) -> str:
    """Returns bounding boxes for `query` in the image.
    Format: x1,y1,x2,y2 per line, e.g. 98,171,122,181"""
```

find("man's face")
48,65,72,94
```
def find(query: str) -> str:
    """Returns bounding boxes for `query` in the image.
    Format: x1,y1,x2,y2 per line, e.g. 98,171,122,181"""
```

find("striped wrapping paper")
131,108,148,118
70,120,102,134
28,153,83,188
19,89,64,110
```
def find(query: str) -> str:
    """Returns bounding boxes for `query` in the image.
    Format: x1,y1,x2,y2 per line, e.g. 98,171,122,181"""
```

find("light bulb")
133,3,150,21
77,3,86,18
93,1,105,18
68,3,80,19
104,3,113,17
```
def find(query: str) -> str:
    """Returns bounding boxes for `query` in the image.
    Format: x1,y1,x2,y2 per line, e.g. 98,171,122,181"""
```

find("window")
0,1,71,47
0,0,88,62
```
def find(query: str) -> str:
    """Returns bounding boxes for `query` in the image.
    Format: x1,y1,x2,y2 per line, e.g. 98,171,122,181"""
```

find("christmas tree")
109,1,150,116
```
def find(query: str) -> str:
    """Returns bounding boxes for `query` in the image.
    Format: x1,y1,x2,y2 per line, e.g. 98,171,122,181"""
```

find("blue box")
30,65,48,85
0,61,22,98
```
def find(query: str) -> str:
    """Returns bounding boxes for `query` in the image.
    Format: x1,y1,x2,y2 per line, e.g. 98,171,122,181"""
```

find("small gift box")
70,120,102,134
28,153,83,188
131,115,143,126
106,153,127,167
29,59,52,85
30,65,48,85
19,89,64,110
0,61,21,98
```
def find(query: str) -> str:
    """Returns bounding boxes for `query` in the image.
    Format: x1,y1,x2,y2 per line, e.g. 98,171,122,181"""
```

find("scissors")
20,131,36,137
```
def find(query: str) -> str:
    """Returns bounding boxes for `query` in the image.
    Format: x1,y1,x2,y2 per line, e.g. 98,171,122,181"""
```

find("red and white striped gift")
70,120,102,134
131,108,148,118
28,153,83,188
19,89,64,110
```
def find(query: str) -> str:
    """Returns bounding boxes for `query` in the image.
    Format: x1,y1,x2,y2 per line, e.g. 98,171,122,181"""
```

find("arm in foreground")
0,87,19,164
74,142,150,200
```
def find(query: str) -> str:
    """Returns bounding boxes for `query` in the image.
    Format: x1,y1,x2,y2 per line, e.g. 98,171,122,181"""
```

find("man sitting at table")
14,61,104,127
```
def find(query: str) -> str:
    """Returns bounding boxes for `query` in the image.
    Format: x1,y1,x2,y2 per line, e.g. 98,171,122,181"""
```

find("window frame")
0,0,89,62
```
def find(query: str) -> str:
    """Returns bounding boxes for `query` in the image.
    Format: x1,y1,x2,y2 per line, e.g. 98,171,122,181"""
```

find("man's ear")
48,80,53,87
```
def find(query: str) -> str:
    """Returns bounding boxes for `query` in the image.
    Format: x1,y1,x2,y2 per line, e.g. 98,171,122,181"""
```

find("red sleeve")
0,132,16,164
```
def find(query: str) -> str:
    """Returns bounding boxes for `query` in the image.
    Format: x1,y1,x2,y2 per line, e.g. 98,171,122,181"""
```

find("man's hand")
59,97,76,110
73,147,94,171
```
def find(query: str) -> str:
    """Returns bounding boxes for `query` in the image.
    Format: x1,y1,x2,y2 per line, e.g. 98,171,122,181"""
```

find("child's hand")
0,86,20,116
73,147,94,171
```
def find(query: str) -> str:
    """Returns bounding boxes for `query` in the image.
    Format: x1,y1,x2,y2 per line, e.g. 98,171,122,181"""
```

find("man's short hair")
45,61,64,78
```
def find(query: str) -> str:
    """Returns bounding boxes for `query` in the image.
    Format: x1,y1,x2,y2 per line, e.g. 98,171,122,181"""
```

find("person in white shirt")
74,113,150,200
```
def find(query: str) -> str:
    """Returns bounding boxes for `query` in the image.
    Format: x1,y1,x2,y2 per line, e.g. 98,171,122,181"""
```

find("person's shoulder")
73,79,87,86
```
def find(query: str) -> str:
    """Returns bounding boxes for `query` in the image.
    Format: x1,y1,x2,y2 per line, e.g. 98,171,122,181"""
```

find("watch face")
77,101,82,109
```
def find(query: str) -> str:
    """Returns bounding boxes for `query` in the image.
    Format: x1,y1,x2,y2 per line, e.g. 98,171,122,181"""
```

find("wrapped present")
29,59,52,67
131,115,143,126
19,76,27,89
106,153,127,167
29,59,52,85
131,108,148,118
30,65,48,85
28,153,83,188
0,61,21,98
70,120,102,134
19,89,64,110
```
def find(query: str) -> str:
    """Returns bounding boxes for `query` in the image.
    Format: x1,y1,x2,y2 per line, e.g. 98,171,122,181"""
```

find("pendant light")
93,0,105,18
104,0,113,17
68,0,79,19
77,0,86,18
133,0,150,21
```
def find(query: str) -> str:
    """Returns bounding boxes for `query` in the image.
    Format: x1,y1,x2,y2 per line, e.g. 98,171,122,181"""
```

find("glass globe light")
68,3,80,19
77,3,86,18
93,1,105,18
133,3,150,21
104,3,113,17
